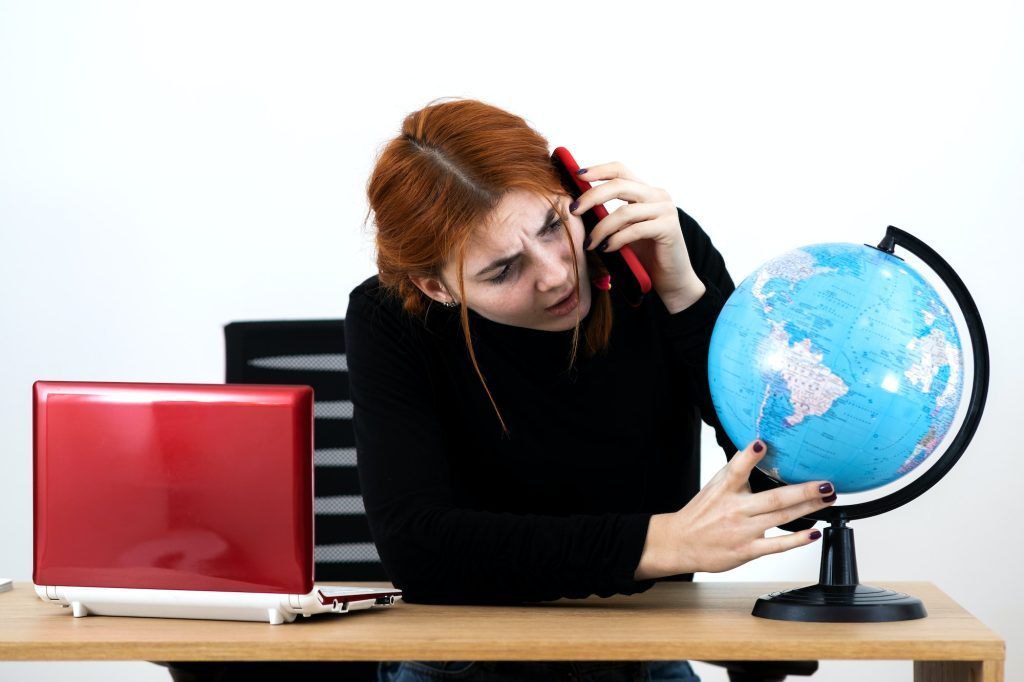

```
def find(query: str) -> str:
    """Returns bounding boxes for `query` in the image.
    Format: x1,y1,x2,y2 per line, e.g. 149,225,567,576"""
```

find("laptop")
32,380,402,624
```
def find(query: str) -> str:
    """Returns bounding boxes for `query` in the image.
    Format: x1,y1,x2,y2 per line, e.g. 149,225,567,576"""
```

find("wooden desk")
0,582,1004,681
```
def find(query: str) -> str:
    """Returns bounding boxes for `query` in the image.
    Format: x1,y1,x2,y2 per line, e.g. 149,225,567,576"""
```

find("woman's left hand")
571,161,706,314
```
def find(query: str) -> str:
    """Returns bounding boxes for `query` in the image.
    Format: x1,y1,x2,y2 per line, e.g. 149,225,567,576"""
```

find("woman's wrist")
657,276,707,315
634,512,697,580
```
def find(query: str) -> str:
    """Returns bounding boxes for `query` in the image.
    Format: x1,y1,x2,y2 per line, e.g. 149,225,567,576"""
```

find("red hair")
365,98,612,432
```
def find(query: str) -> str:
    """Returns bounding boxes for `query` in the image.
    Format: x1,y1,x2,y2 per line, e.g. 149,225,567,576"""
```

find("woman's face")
443,190,592,332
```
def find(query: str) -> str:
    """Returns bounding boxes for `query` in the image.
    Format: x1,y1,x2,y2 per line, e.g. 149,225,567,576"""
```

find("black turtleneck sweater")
346,208,790,605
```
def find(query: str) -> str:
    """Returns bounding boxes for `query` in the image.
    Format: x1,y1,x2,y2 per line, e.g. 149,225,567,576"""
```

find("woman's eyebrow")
474,207,558,277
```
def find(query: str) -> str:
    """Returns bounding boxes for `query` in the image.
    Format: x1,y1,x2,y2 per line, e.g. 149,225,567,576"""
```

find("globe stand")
753,518,926,622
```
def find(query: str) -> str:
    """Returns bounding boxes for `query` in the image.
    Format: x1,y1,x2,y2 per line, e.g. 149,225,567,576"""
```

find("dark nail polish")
810,530,822,540
822,493,837,503
598,238,610,252
818,483,833,495
569,200,579,213
752,441,763,453
576,168,588,175
583,235,592,249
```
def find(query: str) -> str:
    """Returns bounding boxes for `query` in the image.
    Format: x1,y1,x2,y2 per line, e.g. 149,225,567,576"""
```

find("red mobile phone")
551,146,652,307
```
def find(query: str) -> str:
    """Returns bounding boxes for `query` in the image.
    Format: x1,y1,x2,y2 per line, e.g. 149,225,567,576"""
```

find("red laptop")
32,381,401,624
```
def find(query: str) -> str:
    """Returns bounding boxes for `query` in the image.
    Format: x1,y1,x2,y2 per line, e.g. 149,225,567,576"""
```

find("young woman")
347,98,837,682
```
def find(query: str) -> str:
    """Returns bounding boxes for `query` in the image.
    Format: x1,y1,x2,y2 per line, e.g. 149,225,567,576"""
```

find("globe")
708,242,965,494
702,227,988,623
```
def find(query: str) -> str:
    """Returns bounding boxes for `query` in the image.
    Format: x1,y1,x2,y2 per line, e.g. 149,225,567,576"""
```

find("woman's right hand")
635,440,836,579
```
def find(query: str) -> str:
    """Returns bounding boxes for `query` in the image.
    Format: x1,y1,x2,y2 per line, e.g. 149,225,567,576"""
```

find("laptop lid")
33,381,314,595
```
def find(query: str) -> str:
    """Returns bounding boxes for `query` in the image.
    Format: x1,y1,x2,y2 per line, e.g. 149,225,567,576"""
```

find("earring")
443,299,457,308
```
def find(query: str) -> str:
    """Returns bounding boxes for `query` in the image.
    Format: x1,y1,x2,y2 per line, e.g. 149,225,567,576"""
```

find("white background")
1,2,1021,680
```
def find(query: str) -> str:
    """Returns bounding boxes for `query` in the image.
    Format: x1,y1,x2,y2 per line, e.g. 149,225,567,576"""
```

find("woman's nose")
535,242,572,292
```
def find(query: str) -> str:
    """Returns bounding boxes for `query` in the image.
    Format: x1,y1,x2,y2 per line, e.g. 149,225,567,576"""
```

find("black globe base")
752,519,928,622
753,583,926,622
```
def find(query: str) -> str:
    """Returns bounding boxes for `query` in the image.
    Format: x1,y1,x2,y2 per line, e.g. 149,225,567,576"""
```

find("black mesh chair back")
224,319,388,582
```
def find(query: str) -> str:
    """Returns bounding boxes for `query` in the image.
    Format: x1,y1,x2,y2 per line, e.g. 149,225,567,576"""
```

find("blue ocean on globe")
708,243,964,493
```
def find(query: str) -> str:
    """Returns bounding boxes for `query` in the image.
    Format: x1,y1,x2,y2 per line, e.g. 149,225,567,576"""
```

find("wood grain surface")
0,581,1004,675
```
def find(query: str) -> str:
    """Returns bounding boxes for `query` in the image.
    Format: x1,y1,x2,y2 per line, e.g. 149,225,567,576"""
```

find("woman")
347,98,836,682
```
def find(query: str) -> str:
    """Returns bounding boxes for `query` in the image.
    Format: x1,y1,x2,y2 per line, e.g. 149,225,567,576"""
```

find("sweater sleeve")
657,207,736,455
345,287,657,604
658,209,815,531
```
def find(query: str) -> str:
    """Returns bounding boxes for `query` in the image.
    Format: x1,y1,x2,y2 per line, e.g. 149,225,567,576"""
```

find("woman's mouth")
545,290,579,317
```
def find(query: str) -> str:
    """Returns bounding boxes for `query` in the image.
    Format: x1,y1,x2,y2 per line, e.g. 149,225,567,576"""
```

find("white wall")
1,2,1020,680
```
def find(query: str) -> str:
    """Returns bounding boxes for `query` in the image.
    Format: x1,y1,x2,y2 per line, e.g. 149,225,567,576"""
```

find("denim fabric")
378,660,698,682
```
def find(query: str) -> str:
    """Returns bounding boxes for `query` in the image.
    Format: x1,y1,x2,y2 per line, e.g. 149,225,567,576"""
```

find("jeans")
378,660,699,682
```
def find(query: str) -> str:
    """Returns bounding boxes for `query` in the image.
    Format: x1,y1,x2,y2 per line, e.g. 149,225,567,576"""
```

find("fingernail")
810,530,822,540
583,235,592,249
822,493,837,503
577,168,588,175
569,200,579,213
598,238,610,252
818,483,833,495
752,441,764,453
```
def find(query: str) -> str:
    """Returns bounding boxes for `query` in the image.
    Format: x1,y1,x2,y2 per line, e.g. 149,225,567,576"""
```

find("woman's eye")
487,219,562,285
490,263,514,284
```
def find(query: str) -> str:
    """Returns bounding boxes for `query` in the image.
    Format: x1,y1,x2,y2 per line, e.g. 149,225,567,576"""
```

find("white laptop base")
35,584,402,625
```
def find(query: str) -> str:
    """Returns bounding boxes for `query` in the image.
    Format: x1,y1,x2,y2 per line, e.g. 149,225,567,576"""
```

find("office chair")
224,318,385,582
223,318,382,681
161,319,383,682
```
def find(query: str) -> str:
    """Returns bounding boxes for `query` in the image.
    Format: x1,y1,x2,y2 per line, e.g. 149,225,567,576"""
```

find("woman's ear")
409,275,457,307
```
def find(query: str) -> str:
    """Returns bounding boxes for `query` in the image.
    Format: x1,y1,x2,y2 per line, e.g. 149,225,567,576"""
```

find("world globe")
702,227,988,622
708,242,964,494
